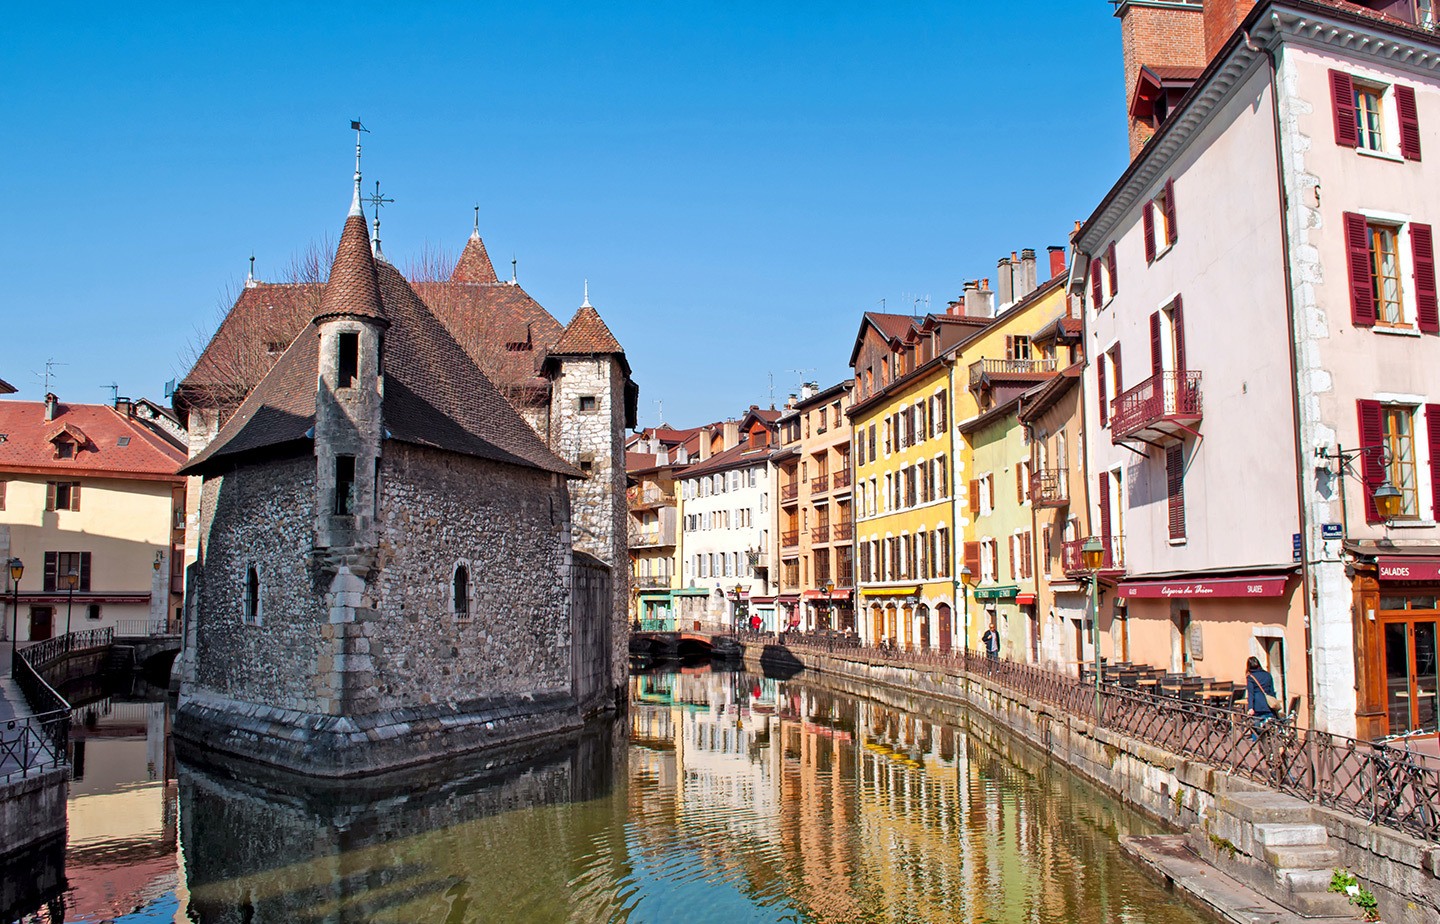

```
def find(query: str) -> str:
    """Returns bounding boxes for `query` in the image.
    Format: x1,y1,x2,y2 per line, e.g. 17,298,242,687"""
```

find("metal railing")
1062,536,1124,574
115,618,170,638
1111,370,1203,439
780,483,799,503
833,521,854,541
1030,468,1068,506
811,524,830,543
633,576,673,590
771,637,1440,843
781,530,800,548
832,469,852,491
628,487,675,509
968,357,1058,388
21,628,115,667
0,630,112,781
811,474,830,494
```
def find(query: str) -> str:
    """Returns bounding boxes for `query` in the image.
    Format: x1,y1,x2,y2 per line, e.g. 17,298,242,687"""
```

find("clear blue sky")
1,2,1129,428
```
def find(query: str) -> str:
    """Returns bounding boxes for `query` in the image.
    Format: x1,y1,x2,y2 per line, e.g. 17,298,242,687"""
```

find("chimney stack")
699,427,713,461
115,396,133,417
723,420,740,450
1117,0,1205,158
1048,245,1067,280
1019,249,1038,300
44,393,58,421
997,256,1014,306
964,279,995,319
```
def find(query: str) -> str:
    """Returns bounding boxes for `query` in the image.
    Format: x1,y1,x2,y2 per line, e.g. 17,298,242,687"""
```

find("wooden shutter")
1345,212,1376,326
1150,312,1164,377
1428,406,1440,522
70,483,80,511
79,551,92,591
1166,445,1186,541
1097,354,1109,427
1143,202,1157,263
1098,476,1112,538
1112,344,1123,395
1396,84,1422,161
1090,259,1103,306
1412,223,1439,333
1357,399,1386,523
43,552,57,592
1329,69,1358,147
964,541,981,580
1164,178,1178,243
1016,464,1024,504
1009,536,1017,581
1172,296,1187,374
968,479,980,515
1105,242,1118,295
45,481,56,511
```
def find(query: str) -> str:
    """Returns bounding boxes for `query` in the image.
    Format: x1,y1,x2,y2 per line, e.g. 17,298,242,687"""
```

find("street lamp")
64,569,79,638
822,581,834,632
1373,481,1403,520
1315,443,1405,529
1082,536,1106,718
732,583,746,634
8,558,23,674
959,564,975,656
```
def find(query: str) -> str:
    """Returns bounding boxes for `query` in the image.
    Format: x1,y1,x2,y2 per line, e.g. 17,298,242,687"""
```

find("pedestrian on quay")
1245,655,1279,722
982,624,1000,661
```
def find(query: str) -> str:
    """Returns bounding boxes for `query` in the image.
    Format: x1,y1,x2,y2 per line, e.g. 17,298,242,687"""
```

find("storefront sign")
1377,557,1440,581
972,586,1018,600
1118,576,1288,599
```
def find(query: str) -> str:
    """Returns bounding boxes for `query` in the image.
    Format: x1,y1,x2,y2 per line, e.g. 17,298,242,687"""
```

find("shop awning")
1016,592,1037,605
777,594,800,604
1378,556,1440,581
861,586,921,598
751,595,777,604
672,587,712,597
802,589,855,601
1118,575,1289,599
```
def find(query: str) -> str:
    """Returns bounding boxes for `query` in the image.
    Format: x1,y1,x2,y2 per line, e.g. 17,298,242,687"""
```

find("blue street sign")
1321,523,1343,540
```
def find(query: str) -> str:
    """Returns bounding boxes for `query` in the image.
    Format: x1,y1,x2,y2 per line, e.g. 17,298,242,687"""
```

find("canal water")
18,665,1208,923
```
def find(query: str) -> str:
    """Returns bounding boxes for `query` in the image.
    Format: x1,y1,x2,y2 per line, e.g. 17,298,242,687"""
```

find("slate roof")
452,233,500,284
553,305,624,356
0,401,186,477
182,203,580,479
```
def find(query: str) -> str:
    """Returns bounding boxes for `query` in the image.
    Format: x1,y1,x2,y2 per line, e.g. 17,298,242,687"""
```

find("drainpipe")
947,357,962,651
1253,28,1319,730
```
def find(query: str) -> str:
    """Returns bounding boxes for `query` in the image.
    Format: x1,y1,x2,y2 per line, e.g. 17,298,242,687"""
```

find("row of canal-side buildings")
629,0,1440,744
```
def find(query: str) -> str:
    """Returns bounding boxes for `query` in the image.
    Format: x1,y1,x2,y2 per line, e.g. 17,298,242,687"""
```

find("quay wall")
758,647,1440,924
0,769,67,861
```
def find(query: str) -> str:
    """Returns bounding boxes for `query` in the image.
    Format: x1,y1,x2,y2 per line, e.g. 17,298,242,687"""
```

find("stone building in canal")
174,177,628,776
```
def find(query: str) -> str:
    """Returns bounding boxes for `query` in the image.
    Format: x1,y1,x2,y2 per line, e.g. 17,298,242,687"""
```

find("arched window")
452,564,470,618
243,564,261,625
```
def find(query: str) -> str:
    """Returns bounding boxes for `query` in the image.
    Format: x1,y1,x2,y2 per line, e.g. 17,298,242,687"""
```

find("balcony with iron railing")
781,483,800,504
833,520,854,541
1110,370,1202,444
811,524,830,544
629,519,678,549
968,357,1058,389
782,530,800,548
1061,535,1125,577
810,474,830,495
1030,468,1069,508
836,562,855,587
628,486,676,511
832,468,852,492
748,549,770,571
633,575,673,590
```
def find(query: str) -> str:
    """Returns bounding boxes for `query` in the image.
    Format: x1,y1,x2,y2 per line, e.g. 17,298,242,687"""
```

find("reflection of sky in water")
622,826,808,924
90,892,180,924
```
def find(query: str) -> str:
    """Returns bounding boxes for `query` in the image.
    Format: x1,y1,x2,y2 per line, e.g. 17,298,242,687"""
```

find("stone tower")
546,295,635,693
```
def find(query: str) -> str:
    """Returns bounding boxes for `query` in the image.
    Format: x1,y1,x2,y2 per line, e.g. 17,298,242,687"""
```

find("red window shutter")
1412,222,1439,333
1106,242,1118,295
1344,212,1375,327
1172,296,1187,374
1357,400,1385,523
968,479,980,515
1143,202,1157,263
1164,178,1178,243
1097,354,1109,427
1112,344,1123,395
1396,84,1422,162
1166,445,1186,541
1150,311,1164,377
1098,476,1112,538
43,552,57,593
79,551,92,591
1428,406,1440,522
1329,69,1358,147
964,541,981,578
1090,259,1103,306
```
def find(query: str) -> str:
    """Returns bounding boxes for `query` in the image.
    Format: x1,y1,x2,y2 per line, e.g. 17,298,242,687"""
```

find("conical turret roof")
451,231,499,284
314,211,387,325
553,304,624,356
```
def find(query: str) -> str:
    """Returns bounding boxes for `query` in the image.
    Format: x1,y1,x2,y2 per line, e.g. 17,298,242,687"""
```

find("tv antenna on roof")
33,358,67,392
102,383,118,404
788,368,816,394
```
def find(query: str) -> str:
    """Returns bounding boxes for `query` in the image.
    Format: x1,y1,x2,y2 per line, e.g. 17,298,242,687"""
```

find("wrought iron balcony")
782,530,800,548
812,524,830,543
811,474,830,494
1030,468,1068,508
968,357,1058,390
833,521,854,541
1062,536,1125,576
633,575,673,590
781,483,799,504
627,486,675,510
747,549,770,571
1110,370,1203,444
832,469,852,491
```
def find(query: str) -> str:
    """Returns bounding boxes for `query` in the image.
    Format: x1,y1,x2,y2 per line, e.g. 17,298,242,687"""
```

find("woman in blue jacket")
1246,655,1278,722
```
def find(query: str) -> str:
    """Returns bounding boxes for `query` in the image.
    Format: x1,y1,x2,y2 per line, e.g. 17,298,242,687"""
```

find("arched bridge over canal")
629,619,743,660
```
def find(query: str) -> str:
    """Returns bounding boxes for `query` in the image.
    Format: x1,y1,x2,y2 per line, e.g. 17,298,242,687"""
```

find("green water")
43,666,1208,923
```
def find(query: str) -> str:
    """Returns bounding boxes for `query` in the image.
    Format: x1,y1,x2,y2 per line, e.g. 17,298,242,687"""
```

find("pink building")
1079,0,1440,739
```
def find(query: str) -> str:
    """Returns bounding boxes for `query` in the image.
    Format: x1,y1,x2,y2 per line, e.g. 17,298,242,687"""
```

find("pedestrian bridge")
629,619,741,659
112,619,181,677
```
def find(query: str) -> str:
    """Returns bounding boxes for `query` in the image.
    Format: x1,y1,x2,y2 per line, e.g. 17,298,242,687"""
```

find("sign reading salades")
1377,557,1440,582
1118,576,1289,599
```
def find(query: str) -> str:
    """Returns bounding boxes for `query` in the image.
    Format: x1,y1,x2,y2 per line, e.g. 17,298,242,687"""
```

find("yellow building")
0,394,187,641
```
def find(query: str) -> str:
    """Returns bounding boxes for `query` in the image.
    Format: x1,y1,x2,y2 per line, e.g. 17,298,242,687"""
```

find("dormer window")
55,440,73,459
338,332,359,388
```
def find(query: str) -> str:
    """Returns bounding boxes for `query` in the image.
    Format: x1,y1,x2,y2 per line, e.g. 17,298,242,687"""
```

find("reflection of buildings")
64,698,179,922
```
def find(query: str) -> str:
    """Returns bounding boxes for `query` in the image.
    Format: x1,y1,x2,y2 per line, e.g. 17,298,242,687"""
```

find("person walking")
982,623,1000,661
1245,655,1279,725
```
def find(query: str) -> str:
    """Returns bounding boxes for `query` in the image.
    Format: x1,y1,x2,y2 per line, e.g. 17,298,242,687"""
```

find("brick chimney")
1048,246,1067,280
44,393,58,421
1116,0,1205,158
1205,0,1256,62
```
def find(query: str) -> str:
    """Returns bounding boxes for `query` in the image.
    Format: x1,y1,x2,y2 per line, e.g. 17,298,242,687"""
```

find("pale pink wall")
1085,64,1299,578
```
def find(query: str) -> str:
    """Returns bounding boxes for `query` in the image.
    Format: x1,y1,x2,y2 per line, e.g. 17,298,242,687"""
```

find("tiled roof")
680,440,770,479
183,205,580,479
0,378,14,394
178,282,322,409
1145,65,1204,82
411,279,564,398
451,233,499,284
553,305,624,356
865,311,917,342
313,214,386,324
0,401,186,477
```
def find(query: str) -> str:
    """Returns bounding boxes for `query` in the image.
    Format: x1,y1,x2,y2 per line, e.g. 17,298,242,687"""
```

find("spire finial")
582,279,591,308
245,252,257,288
366,180,394,258
349,119,369,217
511,256,518,285
472,204,480,240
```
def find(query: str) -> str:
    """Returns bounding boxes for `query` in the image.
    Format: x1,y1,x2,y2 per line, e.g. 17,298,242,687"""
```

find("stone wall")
768,647,1440,924
571,551,612,712
0,769,67,862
